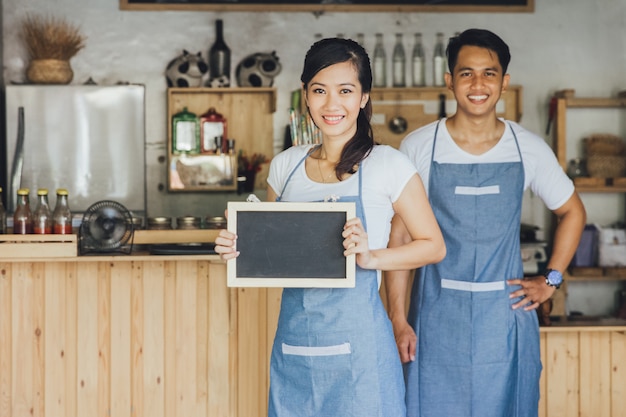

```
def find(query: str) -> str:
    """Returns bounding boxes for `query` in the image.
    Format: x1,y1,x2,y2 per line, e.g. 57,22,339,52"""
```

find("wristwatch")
544,269,563,289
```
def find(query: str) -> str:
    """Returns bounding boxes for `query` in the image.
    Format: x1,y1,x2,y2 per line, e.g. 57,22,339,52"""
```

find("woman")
215,37,445,417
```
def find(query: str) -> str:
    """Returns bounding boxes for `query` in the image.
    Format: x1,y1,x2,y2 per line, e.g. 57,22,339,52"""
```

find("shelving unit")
553,89,626,192
552,89,626,318
166,87,276,192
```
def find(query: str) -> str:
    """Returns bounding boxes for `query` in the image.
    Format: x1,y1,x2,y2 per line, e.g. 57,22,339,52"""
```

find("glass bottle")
356,33,365,46
208,19,231,87
438,93,447,119
373,33,387,88
433,32,446,87
0,186,6,234
52,188,73,234
33,188,52,234
411,33,426,87
392,33,406,87
13,188,32,234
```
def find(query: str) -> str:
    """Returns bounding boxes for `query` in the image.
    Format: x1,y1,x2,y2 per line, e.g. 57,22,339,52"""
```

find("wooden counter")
1,246,625,417
0,252,282,417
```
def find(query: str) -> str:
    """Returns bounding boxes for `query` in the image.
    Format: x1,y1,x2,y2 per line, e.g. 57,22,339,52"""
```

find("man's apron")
405,121,542,417
268,147,405,417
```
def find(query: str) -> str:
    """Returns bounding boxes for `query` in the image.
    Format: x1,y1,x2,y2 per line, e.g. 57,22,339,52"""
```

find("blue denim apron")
268,147,406,417
405,121,542,417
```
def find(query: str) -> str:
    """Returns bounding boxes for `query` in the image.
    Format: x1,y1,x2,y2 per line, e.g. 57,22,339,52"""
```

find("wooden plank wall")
0,259,278,417
539,330,626,417
2,259,626,417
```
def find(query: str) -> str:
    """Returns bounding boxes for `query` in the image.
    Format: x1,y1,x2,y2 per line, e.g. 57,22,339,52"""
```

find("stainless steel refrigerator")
4,84,146,216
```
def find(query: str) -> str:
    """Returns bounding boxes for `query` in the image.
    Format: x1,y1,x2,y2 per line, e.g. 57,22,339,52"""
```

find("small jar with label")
172,107,200,154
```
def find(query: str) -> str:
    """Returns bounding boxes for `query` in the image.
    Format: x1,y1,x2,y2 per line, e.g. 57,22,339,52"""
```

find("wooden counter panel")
2,257,626,417
0,259,264,417
539,330,626,417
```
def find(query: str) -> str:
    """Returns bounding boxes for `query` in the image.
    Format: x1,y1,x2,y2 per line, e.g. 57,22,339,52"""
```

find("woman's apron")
404,121,542,417
268,148,406,417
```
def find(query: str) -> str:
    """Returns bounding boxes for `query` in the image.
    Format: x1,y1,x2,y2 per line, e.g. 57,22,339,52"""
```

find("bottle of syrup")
0,186,6,234
13,188,32,234
33,188,52,234
52,188,73,234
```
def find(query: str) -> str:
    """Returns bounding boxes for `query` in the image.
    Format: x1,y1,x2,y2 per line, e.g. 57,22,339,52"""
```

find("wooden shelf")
166,87,276,192
567,267,626,281
553,89,626,172
369,85,522,149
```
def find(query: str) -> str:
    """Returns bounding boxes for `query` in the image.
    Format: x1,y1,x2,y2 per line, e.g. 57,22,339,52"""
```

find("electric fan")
79,200,134,255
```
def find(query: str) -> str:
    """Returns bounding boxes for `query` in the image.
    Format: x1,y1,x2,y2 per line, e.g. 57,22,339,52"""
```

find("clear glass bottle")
411,33,426,87
0,186,6,234
208,19,231,87
433,32,447,87
52,188,73,234
356,33,365,46
33,188,52,234
438,93,447,119
373,33,387,88
392,33,406,87
13,188,32,234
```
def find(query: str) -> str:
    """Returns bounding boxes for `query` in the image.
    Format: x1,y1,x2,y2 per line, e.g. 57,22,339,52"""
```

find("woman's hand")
214,229,239,260
342,217,375,269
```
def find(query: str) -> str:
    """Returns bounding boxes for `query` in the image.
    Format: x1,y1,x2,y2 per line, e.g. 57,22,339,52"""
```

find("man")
385,29,586,417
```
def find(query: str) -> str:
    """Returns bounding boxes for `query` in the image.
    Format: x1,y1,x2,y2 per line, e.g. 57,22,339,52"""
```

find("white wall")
3,0,625,220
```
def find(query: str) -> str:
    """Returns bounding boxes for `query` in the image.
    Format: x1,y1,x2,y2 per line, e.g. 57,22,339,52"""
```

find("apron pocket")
276,338,355,416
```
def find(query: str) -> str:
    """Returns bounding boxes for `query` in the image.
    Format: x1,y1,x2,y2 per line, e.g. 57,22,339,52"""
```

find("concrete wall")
3,1,626,316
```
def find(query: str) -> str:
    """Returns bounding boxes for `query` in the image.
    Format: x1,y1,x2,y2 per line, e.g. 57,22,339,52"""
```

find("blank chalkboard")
227,201,356,287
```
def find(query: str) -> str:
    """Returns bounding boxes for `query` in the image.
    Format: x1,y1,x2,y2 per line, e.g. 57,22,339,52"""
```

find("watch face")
547,269,563,286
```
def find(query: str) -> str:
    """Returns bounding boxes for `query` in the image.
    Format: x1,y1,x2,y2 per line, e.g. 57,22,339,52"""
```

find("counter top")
0,229,221,260
540,316,626,331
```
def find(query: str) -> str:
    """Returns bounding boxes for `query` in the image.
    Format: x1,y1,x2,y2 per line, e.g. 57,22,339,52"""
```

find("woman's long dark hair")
301,37,374,179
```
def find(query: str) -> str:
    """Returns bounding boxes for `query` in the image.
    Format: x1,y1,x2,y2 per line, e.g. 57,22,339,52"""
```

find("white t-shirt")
268,144,417,253
399,119,575,211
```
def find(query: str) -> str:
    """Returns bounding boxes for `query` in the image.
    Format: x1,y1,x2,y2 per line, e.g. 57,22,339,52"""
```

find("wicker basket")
584,134,625,156
26,59,73,84
587,154,626,178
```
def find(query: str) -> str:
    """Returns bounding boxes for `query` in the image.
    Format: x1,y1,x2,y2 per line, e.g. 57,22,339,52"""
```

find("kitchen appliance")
79,200,134,255
4,84,146,216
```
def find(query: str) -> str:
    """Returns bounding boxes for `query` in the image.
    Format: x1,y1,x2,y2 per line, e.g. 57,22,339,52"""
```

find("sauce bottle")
0,186,6,234
52,188,73,234
13,188,32,234
33,188,53,234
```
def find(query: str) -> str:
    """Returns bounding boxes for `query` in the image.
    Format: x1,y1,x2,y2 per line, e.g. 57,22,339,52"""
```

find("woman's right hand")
214,229,239,260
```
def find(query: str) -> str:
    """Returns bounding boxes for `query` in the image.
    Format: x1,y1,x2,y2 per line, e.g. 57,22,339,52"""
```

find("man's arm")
385,214,418,363
508,192,587,310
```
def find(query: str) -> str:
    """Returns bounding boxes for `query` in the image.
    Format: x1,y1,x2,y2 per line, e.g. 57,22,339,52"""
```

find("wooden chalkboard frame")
120,0,534,13
227,201,356,288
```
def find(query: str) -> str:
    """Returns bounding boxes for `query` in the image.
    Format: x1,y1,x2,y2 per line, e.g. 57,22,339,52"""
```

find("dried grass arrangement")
21,14,85,61
20,14,86,84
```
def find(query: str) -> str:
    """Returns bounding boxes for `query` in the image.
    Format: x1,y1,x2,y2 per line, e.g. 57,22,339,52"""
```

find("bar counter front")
1,231,625,417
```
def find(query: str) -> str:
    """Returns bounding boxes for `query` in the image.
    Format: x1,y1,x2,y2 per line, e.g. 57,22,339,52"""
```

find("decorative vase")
26,59,73,84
